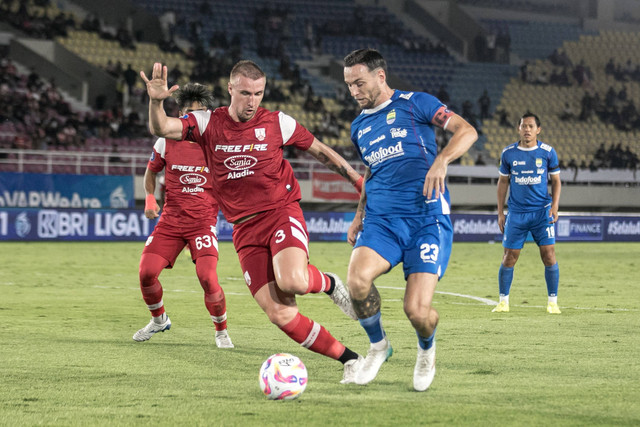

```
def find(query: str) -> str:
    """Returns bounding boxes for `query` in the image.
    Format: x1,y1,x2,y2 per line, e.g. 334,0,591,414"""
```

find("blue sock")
545,263,559,297
417,328,436,350
358,311,385,344
498,265,514,297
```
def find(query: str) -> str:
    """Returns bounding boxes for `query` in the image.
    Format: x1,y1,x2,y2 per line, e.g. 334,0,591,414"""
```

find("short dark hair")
230,60,266,81
520,113,541,127
174,83,214,111
343,48,387,74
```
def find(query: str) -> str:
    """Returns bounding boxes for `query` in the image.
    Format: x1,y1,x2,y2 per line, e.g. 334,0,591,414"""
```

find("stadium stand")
0,0,638,178
482,30,640,171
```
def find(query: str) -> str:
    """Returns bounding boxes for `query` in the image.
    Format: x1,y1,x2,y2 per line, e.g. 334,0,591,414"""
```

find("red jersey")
147,137,219,224
179,107,314,223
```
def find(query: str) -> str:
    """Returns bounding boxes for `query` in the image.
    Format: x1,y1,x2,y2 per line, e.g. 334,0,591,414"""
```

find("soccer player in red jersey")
133,83,233,349
141,61,365,383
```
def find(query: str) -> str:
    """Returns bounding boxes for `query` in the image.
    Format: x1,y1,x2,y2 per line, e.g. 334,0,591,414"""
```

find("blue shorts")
354,214,453,280
503,208,555,249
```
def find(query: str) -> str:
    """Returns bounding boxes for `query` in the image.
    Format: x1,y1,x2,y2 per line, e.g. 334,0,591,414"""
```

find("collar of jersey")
516,140,540,151
362,98,393,115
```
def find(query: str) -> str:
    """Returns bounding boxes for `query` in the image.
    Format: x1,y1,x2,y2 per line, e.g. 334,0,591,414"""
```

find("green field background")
1,241,639,426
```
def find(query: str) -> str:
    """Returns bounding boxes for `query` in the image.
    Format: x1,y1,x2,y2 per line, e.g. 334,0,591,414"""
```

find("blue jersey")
499,140,560,213
350,90,452,217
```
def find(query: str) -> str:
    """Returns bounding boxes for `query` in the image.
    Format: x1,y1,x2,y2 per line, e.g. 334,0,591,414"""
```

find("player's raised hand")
140,62,179,101
423,156,447,199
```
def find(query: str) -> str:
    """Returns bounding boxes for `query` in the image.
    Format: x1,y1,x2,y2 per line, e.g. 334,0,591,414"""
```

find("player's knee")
139,264,159,286
502,252,519,267
198,275,221,294
265,305,298,327
276,270,307,294
404,305,438,329
346,271,372,300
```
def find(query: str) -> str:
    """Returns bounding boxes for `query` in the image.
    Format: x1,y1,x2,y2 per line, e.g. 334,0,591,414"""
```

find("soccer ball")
259,353,308,400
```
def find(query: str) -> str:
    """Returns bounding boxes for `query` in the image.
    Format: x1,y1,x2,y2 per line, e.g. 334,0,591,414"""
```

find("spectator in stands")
559,102,575,121
497,108,511,128
478,90,491,119
475,153,486,165
123,64,138,96
520,61,529,83
115,25,135,49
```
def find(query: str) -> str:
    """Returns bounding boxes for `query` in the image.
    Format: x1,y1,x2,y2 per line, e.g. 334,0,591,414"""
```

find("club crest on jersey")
536,158,543,167
255,128,266,141
386,109,396,125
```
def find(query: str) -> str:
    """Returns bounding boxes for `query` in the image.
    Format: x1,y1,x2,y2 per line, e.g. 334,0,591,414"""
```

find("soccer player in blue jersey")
494,113,562,314
342,48,478,391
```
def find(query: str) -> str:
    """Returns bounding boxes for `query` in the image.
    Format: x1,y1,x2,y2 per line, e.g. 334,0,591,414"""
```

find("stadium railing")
1,148,637,188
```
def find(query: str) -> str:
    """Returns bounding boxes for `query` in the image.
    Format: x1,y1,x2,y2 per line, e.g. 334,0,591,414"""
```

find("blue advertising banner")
451,214,503,242
0,172,134,209
556,217,602,241
0,208,158,241
1,208,639,242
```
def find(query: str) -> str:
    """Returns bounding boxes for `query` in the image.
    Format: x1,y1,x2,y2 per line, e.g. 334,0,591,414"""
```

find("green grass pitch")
1,241,639,426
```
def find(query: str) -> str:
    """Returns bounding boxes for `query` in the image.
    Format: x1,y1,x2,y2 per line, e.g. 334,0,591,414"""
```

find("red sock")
196,256,227,331
306,264,330,294
139,253,167,317
279,313,345,360
205,291,227,331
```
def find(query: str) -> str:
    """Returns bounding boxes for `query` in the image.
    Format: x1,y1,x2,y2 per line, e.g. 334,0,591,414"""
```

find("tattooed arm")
305,138,362,187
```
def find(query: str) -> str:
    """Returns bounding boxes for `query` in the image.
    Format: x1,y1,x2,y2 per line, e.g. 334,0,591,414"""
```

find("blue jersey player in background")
494,113,562,314
342,49,478,391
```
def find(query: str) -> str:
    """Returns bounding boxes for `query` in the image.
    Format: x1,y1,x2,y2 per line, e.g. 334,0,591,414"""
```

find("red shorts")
233,203,309,296
142,216,219,267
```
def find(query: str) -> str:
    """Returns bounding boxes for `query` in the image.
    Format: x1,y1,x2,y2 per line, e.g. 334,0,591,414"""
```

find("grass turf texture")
0,241,639,426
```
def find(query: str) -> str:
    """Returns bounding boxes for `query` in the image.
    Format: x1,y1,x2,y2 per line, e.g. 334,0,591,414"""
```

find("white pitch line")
92,284,637,312
378,285,496,305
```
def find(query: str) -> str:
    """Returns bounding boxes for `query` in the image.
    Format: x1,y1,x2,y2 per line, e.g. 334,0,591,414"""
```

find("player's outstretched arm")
306,138,363,192
424,114,478,199
140,62,183,140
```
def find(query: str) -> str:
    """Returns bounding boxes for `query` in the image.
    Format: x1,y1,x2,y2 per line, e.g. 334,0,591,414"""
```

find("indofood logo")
514,175,542,185
363,141,404,166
